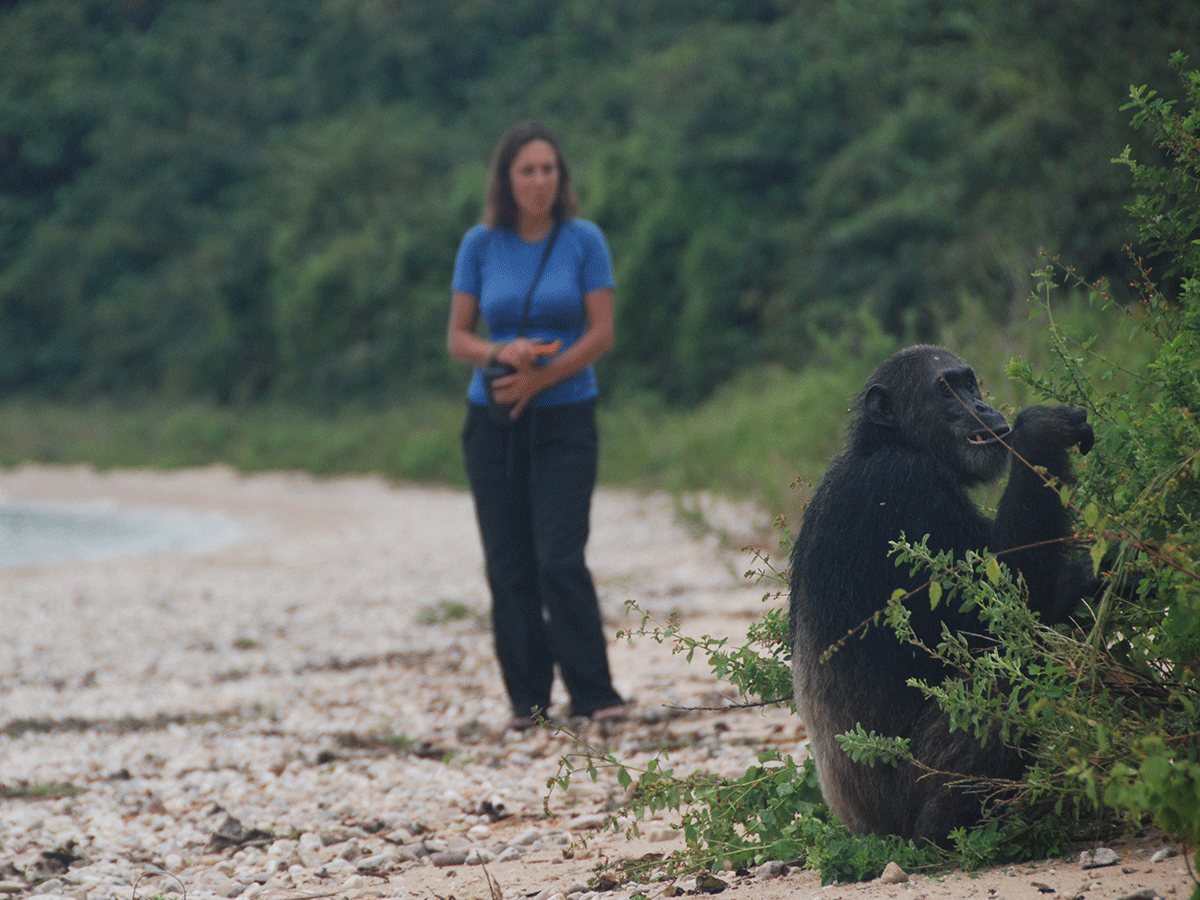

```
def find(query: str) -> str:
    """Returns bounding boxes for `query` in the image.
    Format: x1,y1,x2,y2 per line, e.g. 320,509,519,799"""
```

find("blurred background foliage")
0,0,1194,413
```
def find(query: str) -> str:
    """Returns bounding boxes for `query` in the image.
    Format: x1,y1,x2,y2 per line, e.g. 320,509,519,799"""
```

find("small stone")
224,883,247,898
756,860,787,879
1151,847,1178,864
566,814,608,831
478,794,513,820
320,858,352,876
1115,890,1157,900
1080,849,1120,869
467,823,491,842
695,873,728,893
594,873,619,891
879,862,909,884
208,816,272,853
355,851,395,874
464,847,495,865
512,827,544,846
0,884,26,895
648,828,681,842
430,851,468,867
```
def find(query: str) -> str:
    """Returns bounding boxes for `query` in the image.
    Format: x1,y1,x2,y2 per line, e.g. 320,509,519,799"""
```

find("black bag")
482,363,517,423
483,222,561,423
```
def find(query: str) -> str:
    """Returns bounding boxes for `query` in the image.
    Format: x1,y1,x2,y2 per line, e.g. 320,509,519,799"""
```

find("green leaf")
985,556,1001,585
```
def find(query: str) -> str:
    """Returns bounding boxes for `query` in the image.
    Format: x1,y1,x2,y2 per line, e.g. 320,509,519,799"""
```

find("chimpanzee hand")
1012,405,1094,456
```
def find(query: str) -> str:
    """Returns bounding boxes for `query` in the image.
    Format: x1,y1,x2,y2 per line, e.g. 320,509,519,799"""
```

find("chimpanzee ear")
864,384,895,427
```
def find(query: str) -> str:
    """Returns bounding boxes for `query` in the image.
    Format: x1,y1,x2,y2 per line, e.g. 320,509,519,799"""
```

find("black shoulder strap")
516,221,562,337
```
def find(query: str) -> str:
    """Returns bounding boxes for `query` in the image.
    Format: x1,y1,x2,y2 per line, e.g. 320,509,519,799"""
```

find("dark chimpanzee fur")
789,345,1097,841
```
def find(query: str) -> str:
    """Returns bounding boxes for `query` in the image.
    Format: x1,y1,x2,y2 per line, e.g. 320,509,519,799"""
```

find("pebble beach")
0,465,1191,900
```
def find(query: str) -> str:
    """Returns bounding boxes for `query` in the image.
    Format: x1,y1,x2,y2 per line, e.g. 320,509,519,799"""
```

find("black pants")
463,399,622,719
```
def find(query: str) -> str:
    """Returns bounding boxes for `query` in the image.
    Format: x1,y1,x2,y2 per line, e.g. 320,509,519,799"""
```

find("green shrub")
556,54,1200,893
1013,52,1200,874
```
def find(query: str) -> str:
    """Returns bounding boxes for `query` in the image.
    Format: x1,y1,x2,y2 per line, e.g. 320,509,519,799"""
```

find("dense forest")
1,0,1195,407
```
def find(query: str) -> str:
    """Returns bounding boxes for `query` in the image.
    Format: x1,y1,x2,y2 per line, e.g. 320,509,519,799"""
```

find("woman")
447,121,626,731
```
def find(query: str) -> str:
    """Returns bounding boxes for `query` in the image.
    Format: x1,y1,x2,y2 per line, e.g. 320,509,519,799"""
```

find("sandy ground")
0,464,1193,900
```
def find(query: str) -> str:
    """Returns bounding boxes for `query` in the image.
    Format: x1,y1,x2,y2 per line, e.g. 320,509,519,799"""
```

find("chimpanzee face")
860,347,1011,486
929,358,1010,485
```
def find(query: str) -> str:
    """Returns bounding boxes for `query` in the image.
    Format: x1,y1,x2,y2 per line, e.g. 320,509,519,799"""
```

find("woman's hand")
489,339,562,419
493,337,561,371
448,286,613,421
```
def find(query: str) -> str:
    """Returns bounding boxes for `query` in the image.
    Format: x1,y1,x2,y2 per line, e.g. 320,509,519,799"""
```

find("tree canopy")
1,0,1194,405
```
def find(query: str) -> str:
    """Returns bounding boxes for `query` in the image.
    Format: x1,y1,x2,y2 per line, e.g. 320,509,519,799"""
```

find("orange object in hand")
533,339,562,357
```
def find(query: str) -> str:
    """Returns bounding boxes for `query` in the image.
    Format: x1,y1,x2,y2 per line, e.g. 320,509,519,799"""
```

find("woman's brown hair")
484,120,580,230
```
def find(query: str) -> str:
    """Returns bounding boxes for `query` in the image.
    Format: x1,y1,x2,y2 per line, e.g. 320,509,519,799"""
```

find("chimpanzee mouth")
967,426,1011,445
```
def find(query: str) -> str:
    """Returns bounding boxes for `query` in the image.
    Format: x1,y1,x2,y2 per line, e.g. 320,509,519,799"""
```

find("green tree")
0,0,1196,404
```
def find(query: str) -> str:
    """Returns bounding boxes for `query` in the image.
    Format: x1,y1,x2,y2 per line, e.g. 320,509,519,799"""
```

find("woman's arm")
492,286,614,419
447,290,499,367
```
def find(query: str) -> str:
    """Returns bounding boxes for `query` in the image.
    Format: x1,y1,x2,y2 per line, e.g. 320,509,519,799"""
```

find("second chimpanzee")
789,345,1096,841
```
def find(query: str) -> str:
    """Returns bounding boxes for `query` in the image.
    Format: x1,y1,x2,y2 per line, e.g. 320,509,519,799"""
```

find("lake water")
0,501,246,567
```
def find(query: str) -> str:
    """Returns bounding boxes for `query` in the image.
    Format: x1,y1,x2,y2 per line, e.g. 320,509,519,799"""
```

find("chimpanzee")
788,345,1096,841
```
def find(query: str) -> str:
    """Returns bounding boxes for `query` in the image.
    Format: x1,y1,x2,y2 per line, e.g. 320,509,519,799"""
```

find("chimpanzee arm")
991,406,1094,621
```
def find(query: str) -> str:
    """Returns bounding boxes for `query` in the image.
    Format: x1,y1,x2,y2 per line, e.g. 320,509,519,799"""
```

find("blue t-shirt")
452,219,615,407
